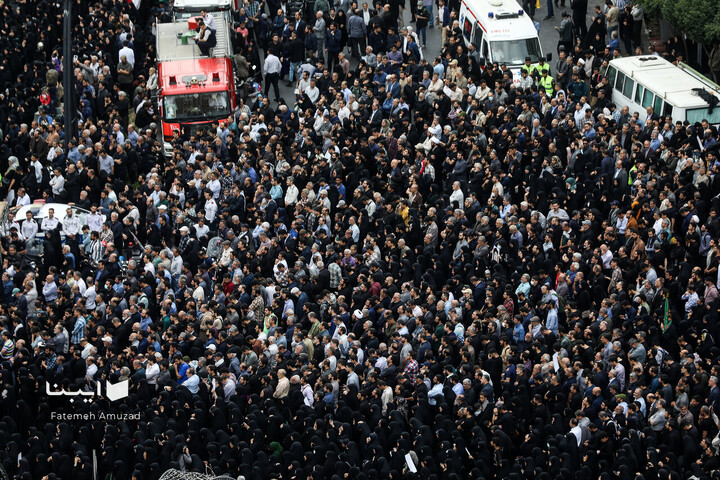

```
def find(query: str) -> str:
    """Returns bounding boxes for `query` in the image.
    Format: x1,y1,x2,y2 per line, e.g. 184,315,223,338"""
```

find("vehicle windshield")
163,91,231,121
491,38,542,66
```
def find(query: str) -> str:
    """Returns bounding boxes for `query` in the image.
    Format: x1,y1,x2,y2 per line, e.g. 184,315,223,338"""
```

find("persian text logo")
46,380,129,403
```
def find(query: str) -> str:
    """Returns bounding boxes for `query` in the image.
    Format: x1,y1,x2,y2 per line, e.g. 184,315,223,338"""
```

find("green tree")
635,0,720,45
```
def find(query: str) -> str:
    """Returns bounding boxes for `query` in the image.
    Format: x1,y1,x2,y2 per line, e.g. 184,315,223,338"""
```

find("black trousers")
349,36,366,58
265,72,280,101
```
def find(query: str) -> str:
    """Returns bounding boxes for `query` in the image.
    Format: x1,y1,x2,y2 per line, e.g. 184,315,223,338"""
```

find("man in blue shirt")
513,316,525,350
322,383,335,405
174,356,189,384
333,177,346,200
1,273,14,303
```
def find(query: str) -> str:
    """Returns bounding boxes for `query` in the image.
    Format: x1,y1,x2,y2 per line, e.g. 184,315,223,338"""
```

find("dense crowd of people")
1,0,720,479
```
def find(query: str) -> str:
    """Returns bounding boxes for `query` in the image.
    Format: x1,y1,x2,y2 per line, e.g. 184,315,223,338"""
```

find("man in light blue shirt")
42,274,58,303
545,301,559,335
348,217,360,242
451,378,464,396
428,374,444,405
269,178,283,200
515,274,531,297
182,367,200,394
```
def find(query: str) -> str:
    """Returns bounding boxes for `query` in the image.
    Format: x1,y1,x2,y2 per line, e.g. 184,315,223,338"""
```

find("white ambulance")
459,0,546,84
173,0,237,19
603,55,720,125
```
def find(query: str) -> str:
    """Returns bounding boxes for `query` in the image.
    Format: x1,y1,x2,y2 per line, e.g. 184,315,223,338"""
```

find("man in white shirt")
2,213,21,238
338,99,351,123
195,218,210,239
41,209,60,232
569,418,583,446
361,2,371,24
81,339,95,359
200,10,217,30
50,169,65,197
73,272,87,295
22,212,39,239
264,52,282,102
207,171,221,198
84,280,97,309
86,206,104,232
304,78,320,104
600,244,613,269
13,189,31,209
428,375,444,405
297,70,311,96
449,181,464,209
119,41,135,68
204,190,218,224
284,176,299,206
301,377,314,406
147,67,158,92
85,357,98,381
30,156,43,184
145,356,160,387
63,207,82,237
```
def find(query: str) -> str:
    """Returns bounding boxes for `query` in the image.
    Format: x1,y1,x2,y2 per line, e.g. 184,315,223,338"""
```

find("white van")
459,0,544,84
173,0,236,19
604,55,720,125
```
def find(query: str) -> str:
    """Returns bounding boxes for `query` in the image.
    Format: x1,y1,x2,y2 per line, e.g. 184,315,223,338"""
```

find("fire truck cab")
156,11,236,156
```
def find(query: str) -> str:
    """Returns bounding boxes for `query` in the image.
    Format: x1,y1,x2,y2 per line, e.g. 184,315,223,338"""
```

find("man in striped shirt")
1,331,14,361
71,311,87,345
328,256,342,289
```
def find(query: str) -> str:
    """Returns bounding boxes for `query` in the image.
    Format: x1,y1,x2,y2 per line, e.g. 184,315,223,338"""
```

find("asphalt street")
269,2,582,104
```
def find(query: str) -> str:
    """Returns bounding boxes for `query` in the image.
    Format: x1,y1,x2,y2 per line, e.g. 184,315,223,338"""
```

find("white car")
12,202,106,228
5,203,107,265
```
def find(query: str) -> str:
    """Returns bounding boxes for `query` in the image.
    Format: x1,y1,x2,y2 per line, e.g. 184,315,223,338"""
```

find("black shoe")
543,15,554,20
287,81,294,86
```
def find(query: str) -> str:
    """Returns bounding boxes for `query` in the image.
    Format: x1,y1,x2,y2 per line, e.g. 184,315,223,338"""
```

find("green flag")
662,292,671,333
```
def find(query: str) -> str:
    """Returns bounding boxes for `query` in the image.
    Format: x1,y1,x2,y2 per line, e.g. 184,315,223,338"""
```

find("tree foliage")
635,0,720,45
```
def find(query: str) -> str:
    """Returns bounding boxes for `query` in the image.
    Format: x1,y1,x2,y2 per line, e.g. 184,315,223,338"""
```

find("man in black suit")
293,12,306,40
369,100,383,129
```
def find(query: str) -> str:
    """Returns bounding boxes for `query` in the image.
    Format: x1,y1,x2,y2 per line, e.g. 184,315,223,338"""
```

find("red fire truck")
156,11,236,156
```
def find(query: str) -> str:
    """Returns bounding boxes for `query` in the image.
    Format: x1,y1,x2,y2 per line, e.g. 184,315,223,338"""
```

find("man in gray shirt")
313,12,326,62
